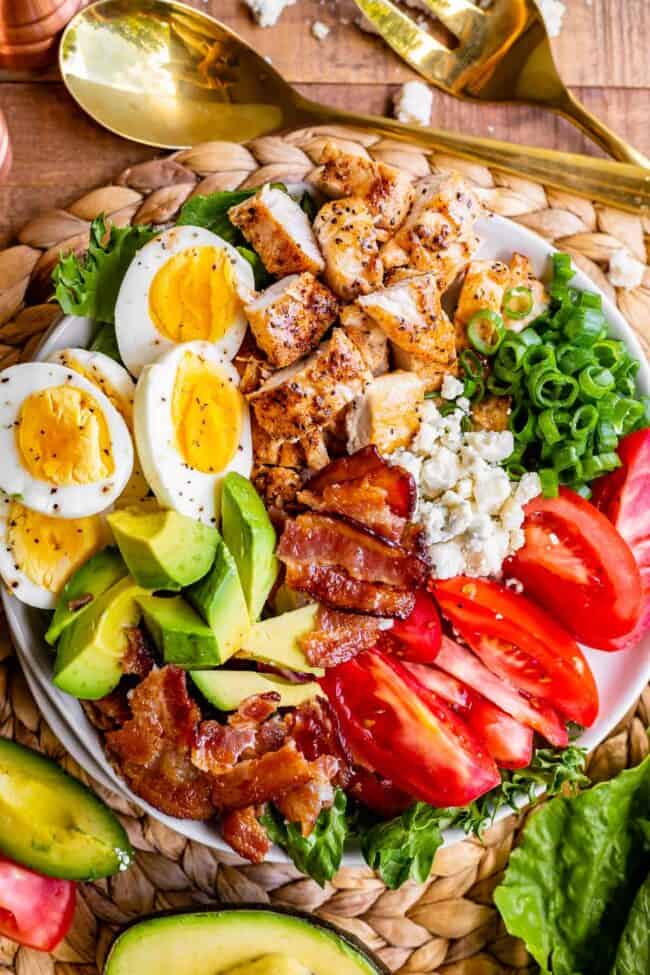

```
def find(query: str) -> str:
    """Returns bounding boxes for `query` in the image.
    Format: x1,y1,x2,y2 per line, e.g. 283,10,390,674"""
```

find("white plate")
3,215,650,864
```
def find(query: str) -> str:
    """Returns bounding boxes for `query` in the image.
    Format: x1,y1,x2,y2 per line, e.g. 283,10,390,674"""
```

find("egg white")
0,362,134,518
134,341,252,525
114,225,254,377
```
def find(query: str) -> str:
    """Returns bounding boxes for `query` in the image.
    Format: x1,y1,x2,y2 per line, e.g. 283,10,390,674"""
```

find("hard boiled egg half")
115,226,254,377
0,362,133,519
135,341,252,524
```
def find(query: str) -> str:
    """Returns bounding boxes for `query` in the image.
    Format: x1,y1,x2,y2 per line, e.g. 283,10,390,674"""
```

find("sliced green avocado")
0,738,133,881
272,584,309,616
236,605,323,677
108,507,220,591
137,594,221,669
191,670,323,711
104,909,386,975
221,472,278,620
225,956,310,975
54,576,148,700
45,546,127,646
186,536,250,662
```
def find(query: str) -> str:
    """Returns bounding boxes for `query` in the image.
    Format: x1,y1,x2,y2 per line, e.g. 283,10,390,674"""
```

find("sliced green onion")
523,344,556,374
564,309,606,346
616,376,637,397
503,286,534,320
536,409,562,445
463,377,486,403
582,452,622,480
596,420,618,451
556,343,594,374
467,309,505,356
510,403,536,443
517,328,543,348
527,367,579,409
578,290,602,310
487,375,516,396
459,348,484,380
578,365,616,400
571,404,599,439
539,468,559,497
592,339,625,370
572,483,592,500
553,252,574,282
506,463,527,480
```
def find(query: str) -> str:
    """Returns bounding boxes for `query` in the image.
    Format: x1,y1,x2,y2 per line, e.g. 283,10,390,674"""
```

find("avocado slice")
186,536,250,661
0,738,133,880
54,576,148,700
104,909,387,975
225,956,310,975
45,546,128,646
221,473,278,620
138,594,222,669
108,506,220,591
191,670,323,711
237,605,323,676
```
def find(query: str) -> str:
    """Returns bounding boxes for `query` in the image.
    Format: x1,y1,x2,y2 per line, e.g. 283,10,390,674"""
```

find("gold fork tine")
417,0,484,37
353,0,451,81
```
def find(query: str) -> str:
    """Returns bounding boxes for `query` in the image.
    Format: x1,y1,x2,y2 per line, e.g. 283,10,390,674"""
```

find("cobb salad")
1,143,648,888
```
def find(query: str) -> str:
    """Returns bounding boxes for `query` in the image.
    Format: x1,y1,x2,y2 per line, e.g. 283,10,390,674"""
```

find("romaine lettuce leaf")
260,789,348,887
611,871,650,975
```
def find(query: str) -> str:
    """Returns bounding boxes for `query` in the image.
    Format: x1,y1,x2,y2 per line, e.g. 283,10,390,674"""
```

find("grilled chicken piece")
252,465,304,513
454,259,510,348
346,371,425,455
471,394,512,432
357,272,456,371
249,327,372,441
245,272,339,368
339,303,389,376
381,174,481,288
252,416,305,467
505,253,549,331
391,345,457,394
229,185,324,276
313,198,383,300
311,142,414,237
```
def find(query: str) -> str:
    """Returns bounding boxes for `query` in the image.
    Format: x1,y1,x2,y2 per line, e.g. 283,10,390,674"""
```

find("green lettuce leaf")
89,323,122,363
611,870,650,975
494,753,650,975
260,789,348,886
176,190,256,243
361,802,447,889
52,217,156,324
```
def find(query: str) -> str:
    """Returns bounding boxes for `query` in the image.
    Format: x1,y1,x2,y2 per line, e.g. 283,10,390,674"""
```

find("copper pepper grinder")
0,0,85,70
0,109,10,181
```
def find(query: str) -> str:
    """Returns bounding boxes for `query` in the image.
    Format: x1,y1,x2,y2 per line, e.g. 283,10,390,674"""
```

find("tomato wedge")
433,577,598,728
505,487,642,649
434,635,569,747
390,590,442,663
0,856,75,951
347,766,413,817
405,661,534,769
320,648,500,807
593,430,650,650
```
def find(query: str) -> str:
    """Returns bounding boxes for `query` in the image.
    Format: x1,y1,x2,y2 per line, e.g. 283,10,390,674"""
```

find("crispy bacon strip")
192,721,258,776
305,445,386,492
121,626,154,678
220,806,271,863
231,692,280,727
277,513,426,588
275,760,337,836
299,481,407,543
300,607,384,667
286,562,416,619
286,698,352,787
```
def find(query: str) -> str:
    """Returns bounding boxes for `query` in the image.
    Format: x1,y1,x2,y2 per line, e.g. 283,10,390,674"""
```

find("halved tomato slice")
347,766,413,818
505,487,642,649
0,856,76,951
320,648,500,808
390,590,442,663
433,577,598,728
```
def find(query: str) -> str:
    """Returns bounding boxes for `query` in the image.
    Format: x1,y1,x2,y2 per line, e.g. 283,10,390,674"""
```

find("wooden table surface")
1,0,649,247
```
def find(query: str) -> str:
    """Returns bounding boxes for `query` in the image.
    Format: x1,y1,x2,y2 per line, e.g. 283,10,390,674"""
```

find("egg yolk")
7,502,110,594
149,245,240,344
17,385,115,486
58,353,133,427
172,351,242,474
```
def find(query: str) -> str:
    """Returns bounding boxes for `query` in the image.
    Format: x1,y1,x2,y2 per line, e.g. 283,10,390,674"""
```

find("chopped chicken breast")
346,371,425,454
391,345,457,393
471,394,512,432
505,253,549,331
249,327,372,440
313,197,383,300
381,174,481,289
229,185,324,276
311,142,414,237
245,272,339,368
252,465,303,512
454,259,510,348
252,417,306,467
339,304,389,376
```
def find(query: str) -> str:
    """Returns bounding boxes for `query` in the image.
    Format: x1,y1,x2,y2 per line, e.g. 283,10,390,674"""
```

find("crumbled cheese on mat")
312,20,330,40
536,0,566,38
244,0,296,28
393,81,433,127
608,249,645,290
390,400,541,579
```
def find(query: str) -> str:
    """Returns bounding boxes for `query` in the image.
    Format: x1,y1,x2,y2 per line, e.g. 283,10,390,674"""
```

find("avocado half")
104,906,389,975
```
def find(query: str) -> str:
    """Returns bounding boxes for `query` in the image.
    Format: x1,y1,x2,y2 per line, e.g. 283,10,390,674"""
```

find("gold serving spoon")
353,0,650,168
59,0,650,214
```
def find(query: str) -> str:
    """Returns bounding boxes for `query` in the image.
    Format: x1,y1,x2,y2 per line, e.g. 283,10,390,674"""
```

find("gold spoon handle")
297,96,650,214
551,89,650,169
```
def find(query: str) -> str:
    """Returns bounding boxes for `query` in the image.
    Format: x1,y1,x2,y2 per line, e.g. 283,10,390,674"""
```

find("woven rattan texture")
0,126,649,975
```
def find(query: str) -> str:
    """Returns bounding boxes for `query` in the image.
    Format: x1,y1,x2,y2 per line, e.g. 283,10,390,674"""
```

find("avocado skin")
221,473,279,620
190,670,322,711
108,508,220,591
186,537,249,661
104,906,388,975
138,594,223,669
45,546,127,646
0,737,133,881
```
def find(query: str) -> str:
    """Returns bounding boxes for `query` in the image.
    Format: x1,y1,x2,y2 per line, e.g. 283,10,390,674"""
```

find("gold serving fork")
353,0,650,167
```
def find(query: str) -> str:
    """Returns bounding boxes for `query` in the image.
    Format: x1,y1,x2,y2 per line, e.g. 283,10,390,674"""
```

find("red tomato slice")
390,590,442,663
347,766,413,817
320,648,500,807
404,661,534,769
505,487,642,649
593,430,650,650
433,576,599,727
434,635,569,747
0,856,75,952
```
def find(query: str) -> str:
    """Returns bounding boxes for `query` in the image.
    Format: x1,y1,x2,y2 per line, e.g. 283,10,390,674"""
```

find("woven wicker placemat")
0,126,649,975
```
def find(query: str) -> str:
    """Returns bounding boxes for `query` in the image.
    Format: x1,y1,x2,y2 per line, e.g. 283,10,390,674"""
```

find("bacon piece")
301,607,384,667
231,692,281,727
82,688,131,731
299,481,406,543
275,760,337,836
121,626,154,678
277,513,426,588
106,666,213,820
220,806,271,863
285,561,416,619
286,698,352,785
210,742,336,811
306,446,416,518
192,721,258,776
